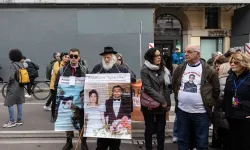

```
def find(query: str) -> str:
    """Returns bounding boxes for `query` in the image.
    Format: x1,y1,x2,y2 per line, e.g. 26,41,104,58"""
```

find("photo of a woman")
84,89,105,137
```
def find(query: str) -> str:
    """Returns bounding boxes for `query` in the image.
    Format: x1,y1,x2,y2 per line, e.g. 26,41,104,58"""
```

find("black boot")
81,137,88,150
62,138,73,150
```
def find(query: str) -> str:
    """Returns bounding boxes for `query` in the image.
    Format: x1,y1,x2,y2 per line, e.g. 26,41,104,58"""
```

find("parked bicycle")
2,81,51,100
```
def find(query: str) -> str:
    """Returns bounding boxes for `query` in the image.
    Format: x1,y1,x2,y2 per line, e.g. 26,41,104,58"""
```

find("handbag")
140,90,160,110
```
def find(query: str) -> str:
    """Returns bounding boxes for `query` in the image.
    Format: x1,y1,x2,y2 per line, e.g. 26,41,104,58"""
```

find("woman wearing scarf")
140,48,171,150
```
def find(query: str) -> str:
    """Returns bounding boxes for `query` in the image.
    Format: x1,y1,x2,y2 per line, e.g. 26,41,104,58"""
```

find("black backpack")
26,61,39,78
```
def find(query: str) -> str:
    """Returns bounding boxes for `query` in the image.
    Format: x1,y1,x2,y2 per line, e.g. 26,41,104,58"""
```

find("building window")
205,8,219,29
154,14,181,36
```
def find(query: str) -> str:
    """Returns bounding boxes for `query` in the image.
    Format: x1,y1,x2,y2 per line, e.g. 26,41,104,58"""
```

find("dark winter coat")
224,69,250,119
140,64,171,114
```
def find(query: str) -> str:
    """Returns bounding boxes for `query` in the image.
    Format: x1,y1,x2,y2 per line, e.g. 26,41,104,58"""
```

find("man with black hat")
91,46,136,150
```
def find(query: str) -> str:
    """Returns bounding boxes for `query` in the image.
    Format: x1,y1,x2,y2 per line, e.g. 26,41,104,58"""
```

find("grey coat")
140,65,171,114
4,62,25,106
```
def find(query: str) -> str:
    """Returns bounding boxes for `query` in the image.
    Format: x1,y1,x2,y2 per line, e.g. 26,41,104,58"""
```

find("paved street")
0,142,180,150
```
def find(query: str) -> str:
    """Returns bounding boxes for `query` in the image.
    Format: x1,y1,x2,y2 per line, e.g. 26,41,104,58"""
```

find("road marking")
0,130,64,134
0,129,175,134
0,103,45,105
0,139,173,144
0,138,212,144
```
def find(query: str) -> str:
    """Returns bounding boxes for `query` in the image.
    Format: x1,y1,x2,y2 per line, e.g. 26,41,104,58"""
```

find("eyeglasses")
154,54,161,57
184,50,199,54
117,59,122,61
69,54,79,59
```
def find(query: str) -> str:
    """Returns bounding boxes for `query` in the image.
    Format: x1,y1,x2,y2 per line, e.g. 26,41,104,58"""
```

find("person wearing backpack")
3,49,26,128
46,52,61,81
22,56,39,98
44,53,69,121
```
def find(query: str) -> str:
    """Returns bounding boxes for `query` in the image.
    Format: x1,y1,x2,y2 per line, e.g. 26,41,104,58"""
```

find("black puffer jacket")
224,69,250,119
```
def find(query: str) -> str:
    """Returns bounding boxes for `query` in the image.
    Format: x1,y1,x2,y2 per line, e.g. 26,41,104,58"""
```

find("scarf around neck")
144,60,171,85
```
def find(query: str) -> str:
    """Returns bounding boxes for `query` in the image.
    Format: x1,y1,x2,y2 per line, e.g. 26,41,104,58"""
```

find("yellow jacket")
50,61,66,90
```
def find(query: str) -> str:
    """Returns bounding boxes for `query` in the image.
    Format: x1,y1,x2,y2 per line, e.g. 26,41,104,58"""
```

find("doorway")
154,14,182,72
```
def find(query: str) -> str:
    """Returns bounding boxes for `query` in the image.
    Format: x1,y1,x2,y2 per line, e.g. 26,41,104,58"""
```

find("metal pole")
139,21,142,68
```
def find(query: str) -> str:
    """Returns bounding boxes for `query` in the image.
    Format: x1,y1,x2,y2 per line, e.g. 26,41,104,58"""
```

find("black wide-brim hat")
99,46,118,56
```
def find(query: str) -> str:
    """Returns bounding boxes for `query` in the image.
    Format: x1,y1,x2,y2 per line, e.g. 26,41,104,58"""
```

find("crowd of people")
171,46,250,150
2,45,250,150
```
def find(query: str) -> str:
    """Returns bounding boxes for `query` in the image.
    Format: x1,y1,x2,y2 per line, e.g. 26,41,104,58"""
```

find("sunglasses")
117,59,122,61
230,61,240,65
69,54,79,59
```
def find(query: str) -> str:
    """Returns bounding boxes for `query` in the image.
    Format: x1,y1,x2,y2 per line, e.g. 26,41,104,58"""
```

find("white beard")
102,54,117,70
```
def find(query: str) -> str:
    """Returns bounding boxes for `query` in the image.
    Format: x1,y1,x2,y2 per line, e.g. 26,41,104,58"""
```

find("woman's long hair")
144,48,165,70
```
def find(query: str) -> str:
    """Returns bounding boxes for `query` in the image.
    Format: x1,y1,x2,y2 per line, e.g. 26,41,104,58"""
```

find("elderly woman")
3,49,25,128
224,53,250,150
214,55,229,74
141,48,171,150
115,53,136,80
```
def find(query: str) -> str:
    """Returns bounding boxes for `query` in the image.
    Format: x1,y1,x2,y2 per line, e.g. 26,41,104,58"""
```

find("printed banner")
83,73,131,139
55,76,85,131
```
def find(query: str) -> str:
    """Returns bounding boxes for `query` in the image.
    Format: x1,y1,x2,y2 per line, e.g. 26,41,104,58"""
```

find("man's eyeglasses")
184,50,199,54
69,54,79,59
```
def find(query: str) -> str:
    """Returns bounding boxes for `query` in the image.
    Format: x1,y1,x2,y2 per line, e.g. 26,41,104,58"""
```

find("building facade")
154,7,234,61
0,2,246,80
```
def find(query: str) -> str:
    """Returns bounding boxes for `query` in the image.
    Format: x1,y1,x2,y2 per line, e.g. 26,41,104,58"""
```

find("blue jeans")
177,108,209,150
8,104,22,123
173,116,178,138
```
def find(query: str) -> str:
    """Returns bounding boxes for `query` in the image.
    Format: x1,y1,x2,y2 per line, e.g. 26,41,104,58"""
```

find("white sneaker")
3,121,16,128
25,94,32,98
172,137,178,143
43,106,51,111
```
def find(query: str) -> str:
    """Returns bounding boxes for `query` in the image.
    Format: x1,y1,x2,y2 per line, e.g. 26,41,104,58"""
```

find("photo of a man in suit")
105,85,131,125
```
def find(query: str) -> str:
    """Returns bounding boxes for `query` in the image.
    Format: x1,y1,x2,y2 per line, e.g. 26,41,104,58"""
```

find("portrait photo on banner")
55,76,85,132
83,74,132,139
